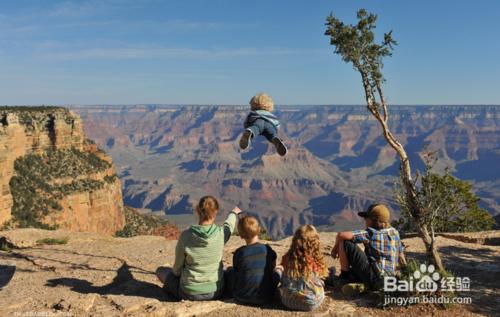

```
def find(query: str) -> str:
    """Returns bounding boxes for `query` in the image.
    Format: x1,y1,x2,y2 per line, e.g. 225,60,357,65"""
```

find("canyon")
72,105,500,239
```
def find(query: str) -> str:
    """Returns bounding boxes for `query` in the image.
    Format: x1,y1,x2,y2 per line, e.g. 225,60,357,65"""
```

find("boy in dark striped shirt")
225,216,280,304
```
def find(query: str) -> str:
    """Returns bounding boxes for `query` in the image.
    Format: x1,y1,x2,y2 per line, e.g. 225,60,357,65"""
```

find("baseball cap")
358,204,391,223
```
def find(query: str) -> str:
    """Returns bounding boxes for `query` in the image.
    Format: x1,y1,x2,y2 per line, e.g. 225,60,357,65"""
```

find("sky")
0,0,499,105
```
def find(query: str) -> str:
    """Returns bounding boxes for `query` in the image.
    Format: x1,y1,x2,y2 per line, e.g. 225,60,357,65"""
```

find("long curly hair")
283,225,327,279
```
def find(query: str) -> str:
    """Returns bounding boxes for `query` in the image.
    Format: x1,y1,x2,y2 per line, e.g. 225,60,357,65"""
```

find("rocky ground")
0,229,499,317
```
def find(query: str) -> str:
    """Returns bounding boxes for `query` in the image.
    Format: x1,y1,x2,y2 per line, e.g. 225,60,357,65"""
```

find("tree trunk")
417,224,445,271
359,73,445,271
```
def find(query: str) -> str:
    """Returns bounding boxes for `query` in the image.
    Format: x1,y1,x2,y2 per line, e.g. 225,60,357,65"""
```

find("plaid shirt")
352,227,404,275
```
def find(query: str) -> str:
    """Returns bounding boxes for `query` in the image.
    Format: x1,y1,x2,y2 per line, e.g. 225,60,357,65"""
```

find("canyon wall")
0,107,125,235
73,105,500,238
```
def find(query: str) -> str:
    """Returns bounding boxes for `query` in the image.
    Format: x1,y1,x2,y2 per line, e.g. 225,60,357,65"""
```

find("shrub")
10,148,110,228
36,237,69,245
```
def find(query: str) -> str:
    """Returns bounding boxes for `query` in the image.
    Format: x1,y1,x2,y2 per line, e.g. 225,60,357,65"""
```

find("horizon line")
3,104,500,107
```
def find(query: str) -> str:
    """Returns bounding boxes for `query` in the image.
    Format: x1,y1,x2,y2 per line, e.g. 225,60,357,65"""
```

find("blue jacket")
244,110,280,128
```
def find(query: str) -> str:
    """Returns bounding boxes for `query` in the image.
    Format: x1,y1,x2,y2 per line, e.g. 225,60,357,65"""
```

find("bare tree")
325,9,444,270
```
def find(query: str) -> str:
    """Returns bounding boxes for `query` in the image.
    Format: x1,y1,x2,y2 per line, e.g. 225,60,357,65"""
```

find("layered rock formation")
0,107,125,235
73,105,500,238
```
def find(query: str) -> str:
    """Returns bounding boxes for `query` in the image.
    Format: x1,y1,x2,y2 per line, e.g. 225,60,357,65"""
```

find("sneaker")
341,283,366,297
239,129,253,150
272,137,287,156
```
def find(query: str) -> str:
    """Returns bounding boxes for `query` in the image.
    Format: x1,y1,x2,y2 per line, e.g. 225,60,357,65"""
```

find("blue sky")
0,0,499,105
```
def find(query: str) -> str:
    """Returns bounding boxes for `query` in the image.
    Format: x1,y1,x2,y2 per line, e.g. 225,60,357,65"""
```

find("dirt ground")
1,229,498,317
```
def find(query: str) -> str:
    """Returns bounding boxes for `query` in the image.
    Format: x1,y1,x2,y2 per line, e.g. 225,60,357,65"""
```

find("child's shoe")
341,283,366,297
271,137,287,156
239,129,253,150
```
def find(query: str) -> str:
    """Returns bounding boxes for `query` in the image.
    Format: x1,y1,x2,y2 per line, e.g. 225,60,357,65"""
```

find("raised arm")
223,206,242,244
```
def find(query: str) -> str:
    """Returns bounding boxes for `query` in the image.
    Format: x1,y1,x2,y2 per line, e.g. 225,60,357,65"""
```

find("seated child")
239,93,287,156
225,216,279,304
276,225,327,311
156,196,242,301
331,204,406,295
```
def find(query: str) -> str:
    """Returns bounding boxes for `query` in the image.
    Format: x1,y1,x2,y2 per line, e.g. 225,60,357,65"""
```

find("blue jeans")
161,267,223,301
343,240,381,289
245,118,277,143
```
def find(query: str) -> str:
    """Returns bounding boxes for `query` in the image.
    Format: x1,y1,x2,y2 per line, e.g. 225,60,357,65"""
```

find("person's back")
352,226,403,276
277,225,327,311
156,196,241,301
232,242,277,304
226,216,279,304
177,223,229,295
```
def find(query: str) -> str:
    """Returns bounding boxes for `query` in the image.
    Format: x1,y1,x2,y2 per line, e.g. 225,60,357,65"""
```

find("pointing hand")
232,206,242,215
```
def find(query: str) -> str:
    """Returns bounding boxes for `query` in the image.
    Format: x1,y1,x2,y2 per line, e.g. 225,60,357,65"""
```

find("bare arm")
223,207,242,244
399,251,407,266
338,231,354,240
331,231,354,258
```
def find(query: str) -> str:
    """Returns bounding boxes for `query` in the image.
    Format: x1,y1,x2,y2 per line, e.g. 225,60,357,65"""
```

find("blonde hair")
238,216,260,239
249,93,274,112
283,225,327,279
195,196,219,222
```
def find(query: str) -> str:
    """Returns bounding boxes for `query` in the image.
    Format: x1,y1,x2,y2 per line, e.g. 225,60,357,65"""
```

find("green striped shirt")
173,212,237,295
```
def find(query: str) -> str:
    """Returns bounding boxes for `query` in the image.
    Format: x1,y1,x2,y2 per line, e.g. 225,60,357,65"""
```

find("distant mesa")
70,104,500,239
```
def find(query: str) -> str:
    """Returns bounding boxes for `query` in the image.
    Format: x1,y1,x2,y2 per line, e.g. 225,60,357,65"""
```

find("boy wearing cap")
331,204,406,294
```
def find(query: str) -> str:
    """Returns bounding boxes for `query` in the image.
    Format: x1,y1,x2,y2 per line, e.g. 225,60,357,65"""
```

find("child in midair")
275,224,327,311
239,93,287,156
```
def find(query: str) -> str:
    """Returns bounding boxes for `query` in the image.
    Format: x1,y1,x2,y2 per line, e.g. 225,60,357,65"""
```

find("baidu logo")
413,264,440,292
384,263,453,293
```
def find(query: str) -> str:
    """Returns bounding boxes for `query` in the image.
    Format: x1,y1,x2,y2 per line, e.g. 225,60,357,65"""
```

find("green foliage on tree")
325,8,446,269
395,154,495,233
325,9,397,91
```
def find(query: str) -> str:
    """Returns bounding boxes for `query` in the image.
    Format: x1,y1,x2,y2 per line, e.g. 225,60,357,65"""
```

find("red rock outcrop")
0,107,125,235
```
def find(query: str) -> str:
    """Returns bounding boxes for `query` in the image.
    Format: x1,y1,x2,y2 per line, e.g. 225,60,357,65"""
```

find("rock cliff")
0,107,125,235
